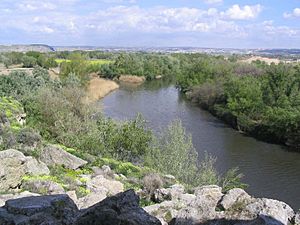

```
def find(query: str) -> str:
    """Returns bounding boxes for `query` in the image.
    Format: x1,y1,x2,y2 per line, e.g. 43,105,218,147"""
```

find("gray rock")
3,194,78,224
24,157,50,176
22,180,65,195
39,145,87,170
195,185,223,202
74,190,161,225
86,175,124,195
0,191,40,207
169,186,223,225
163,174,176,185
77,190,107,209
244,198,294,225
0,149,49,191
219,188,252,210
294,211,300,225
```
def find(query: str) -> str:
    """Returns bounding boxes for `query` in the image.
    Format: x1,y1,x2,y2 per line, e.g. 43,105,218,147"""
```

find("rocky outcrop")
86,175,124,195
39,145,88,170
0,149,50,191
22,180,65,195
0,194,78,225
0,191,161,225
145,185,296,225
74,190,161,225
0,191,40,207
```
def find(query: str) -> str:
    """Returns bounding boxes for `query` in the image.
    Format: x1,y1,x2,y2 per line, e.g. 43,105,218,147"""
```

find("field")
55,59,113,65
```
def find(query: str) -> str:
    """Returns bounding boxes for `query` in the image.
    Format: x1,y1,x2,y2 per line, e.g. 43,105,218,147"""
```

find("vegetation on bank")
1,50,299,149
0,64,246,192
175,54,300,149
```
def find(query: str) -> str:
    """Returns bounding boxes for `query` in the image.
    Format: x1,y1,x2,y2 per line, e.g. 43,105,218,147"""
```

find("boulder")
91,165,113,177
39,145,87,170
169,186,223,225
77,190,107,209
195,185,223,203
0,191,40,207
294,211,300,225
144,200,182,224
23,157,50,176
244,198,294,225
22,180,65,195
74,190,161,225
1,194,78,225
219,188,252,210
0,149,49,191
86,175,124,195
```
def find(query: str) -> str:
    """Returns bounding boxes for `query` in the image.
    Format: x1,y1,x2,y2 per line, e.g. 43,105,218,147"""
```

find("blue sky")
0,0,300,48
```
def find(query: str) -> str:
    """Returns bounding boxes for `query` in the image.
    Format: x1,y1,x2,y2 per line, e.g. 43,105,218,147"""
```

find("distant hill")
0,44,55,52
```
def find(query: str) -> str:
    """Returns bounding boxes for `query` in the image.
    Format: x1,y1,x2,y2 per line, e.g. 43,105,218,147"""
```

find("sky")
0,0,300,48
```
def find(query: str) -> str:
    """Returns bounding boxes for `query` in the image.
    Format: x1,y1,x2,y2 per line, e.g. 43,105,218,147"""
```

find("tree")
60,53,89,86
22,56,37,68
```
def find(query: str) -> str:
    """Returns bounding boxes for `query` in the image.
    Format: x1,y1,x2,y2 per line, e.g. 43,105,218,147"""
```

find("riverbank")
118,75,146,84
102,83,300,209
86,77,119,101
0,147,298,224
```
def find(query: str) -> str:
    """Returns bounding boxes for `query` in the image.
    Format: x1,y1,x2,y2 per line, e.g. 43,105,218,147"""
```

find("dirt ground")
239,56,282,65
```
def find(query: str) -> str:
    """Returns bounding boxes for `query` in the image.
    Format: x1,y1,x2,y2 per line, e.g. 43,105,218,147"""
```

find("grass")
55,59,113,65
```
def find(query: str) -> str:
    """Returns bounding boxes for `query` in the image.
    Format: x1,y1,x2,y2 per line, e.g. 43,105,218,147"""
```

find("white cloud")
203,0,223,4
224,4,262,20
284,8,300,18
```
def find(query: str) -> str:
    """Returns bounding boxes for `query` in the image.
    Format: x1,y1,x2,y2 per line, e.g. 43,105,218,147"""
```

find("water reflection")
102,80,300,209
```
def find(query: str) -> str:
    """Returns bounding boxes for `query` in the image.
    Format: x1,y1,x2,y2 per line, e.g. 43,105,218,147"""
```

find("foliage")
60,53,90,86
221,168,248,192
145,120,199,185
145,120,246,189
97,114,153,162
176,54,300,147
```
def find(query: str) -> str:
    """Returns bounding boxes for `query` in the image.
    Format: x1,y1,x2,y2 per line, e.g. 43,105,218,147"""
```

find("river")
101,80,300,209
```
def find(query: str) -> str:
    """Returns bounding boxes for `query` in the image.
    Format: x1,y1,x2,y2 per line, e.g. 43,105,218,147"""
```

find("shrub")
143,173,163,197
145,120,199,185
17,127,41,145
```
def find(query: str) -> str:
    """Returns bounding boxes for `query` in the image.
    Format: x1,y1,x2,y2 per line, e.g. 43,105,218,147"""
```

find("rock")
86,175,124,195
0,149,27,190
153,188,172,203
67,191,78,203
2,194,78,224
24,157,50,176
102,165,112,174
0,191,40,207
219,188,252,210
198,214,288,225
244,198,294,225
77,190,107,209
169,186,223,224
195,185,223,202
39,145,87,170
168,184,185,199
22,180,65,195
294,211,300,225
144,200,182,224
163,174,176,185
0,149,49,191
74,190,161,225
91,165,113,177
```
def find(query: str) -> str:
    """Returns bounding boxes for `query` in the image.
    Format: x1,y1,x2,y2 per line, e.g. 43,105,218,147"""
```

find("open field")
55,59,113,65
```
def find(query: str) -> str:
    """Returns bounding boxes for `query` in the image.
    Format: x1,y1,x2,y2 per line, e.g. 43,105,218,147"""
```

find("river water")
101,80,300,209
